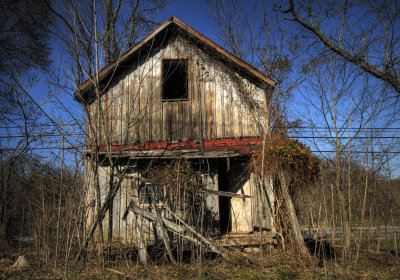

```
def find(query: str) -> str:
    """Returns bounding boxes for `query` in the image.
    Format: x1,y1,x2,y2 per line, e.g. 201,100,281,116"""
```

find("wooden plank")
121,73,128,144
171,101,178,142
192,68,201,139
187,58,194,139
226,86,233,137
205,81,213,139
123,202,186,234
139,69,147,141
163,205,227,258
213,62,218,139
132,73,141,141
215,71,222,138
221,77,226,138
151,53,161,141
201,188,254,198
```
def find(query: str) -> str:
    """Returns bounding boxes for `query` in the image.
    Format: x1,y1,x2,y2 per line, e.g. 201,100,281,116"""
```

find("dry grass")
1,247,399,279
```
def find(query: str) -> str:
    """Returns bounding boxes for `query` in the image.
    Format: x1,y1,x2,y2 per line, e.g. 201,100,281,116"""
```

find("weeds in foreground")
0,247,399,280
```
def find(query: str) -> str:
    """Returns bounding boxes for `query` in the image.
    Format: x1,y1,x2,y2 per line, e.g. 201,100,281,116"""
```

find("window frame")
161,58,189,102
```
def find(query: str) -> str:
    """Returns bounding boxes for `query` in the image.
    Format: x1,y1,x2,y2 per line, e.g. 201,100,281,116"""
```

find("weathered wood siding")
87,35,267,146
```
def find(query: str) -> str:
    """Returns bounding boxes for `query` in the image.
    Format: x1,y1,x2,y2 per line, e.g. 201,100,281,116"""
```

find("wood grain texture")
87,36,267,146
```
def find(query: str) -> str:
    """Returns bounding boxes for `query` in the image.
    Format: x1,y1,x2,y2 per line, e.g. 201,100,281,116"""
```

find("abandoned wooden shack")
75,16,277,255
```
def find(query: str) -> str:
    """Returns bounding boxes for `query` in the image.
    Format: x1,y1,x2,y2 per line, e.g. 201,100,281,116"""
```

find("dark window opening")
162,59,188,100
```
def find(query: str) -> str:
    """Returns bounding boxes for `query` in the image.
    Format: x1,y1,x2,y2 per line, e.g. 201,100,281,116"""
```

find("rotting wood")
162,204,227,258
150,189,177,264
123,201,186,234
124,200,227,258
201,188,254,198
95,150,241,159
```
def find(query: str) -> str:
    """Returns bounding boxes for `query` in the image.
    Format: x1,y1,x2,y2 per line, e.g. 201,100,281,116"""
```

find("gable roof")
75,16,276,101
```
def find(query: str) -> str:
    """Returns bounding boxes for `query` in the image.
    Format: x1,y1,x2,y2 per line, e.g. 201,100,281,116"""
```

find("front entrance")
218,159,254,235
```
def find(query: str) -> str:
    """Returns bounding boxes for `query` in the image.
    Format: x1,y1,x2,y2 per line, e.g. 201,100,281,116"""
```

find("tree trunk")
278,171,310,257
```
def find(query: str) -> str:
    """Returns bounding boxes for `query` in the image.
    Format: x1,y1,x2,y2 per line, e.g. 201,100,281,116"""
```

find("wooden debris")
124,201,185,234
123,200,227,258
163,204,227,258
200,188,254,198
150,190,177,264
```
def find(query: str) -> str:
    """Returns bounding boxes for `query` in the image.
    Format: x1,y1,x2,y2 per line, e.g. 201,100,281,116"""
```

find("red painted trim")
88,138,263,155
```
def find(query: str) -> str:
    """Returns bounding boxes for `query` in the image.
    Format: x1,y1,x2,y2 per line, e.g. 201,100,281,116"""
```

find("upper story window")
162,59,188,100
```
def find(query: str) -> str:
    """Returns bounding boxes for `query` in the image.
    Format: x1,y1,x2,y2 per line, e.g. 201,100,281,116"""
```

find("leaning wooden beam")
124,201,226,258
163,204,227,258
123,201,185,234
201,188,254,198
150,190,177,264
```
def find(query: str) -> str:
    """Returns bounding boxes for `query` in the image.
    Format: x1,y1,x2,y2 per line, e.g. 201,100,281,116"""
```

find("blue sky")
161,0,217,41
4,0,399,176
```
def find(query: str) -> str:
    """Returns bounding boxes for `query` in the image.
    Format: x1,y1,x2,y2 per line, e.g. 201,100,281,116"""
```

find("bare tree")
208,0,306,129
277,0,400,95
300,55,391,256
48,0,169,263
